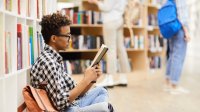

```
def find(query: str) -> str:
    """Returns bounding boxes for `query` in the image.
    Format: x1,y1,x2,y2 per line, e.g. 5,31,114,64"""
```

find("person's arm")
176,0,190,42
69,65,100,102
43,61,98,110
88,0,115,12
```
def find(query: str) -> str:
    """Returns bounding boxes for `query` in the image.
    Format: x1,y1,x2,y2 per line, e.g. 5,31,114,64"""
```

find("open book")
90,44,108,67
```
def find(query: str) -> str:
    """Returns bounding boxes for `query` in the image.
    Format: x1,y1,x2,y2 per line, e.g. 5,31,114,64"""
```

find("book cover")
73,13,78,24
5,32,12,73
90,44,108,67
36,0,39,18
37,31,40,55
78,35,84,49
17,24,23,70
39,33,44,52
29,27,34,65
134,35,138,49
18,0,20,14
27,0,30,16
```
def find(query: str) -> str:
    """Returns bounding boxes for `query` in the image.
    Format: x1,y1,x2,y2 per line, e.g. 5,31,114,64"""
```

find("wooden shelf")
0,67,30,80
147,26,159,31
60,48,145,53
147,4,161,9
4,10,17,17
124,25,145,29
60,49,98,53
60,50,97,60
127,48,145,52
82,0,99,11
71,24,145,29
71,24,102,28
148,50,164,57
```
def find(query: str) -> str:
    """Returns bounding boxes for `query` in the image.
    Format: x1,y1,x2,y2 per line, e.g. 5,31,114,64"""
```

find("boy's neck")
48,43,59,52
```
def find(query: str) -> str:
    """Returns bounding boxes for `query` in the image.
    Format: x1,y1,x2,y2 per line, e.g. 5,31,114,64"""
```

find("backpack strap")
33,88,48,112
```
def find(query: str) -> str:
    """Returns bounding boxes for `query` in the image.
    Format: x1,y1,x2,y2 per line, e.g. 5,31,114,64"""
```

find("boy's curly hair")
39,13,71,44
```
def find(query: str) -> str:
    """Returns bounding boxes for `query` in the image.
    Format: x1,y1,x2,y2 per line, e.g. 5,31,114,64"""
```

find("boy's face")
54,25,71,51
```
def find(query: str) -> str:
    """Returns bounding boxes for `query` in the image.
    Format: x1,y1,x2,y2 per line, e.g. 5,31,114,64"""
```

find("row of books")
148,14,158,26
63,58,133,74
149,56,162,69
61,9,103,25
5,0,32,16
4,24,35,74
148,34,164,52
68,35,104,50
124,35,145,50
63,60,107,74
3,0,50,18
17,24,35,68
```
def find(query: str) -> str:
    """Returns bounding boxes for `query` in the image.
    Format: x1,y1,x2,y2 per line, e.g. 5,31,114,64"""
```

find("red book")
37,0,39,18
73,13,78,24
18,0,21,14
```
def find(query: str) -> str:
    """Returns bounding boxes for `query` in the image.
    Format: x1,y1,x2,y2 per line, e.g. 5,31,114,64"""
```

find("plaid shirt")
30,44,76,111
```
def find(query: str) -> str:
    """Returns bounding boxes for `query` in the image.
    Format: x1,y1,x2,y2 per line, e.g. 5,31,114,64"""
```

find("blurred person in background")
88,0,131,88
164,0,191,94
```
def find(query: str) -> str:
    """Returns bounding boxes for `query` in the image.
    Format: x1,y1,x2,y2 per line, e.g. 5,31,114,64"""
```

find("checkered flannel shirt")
30,44,76,111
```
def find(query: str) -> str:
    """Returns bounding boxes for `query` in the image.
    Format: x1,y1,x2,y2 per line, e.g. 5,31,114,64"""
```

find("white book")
78,35,84,49
70,9,74,23
96,36,100,49
134,35,138,50
139,35,144,50
90,44,108,67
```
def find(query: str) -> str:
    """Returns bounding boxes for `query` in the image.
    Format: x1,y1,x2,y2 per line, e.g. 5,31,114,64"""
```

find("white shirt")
97,0,127,23
176,0,189,27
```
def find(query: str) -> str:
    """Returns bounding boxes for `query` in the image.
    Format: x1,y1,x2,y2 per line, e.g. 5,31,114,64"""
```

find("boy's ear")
50,35,57,43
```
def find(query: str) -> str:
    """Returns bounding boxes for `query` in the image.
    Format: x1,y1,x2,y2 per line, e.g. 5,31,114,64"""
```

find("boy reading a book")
30,13,114,112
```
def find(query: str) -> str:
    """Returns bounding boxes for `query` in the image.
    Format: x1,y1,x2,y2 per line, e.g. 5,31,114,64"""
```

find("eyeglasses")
56,34,71,41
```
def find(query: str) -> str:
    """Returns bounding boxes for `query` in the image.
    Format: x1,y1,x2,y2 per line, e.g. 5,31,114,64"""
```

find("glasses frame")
56,34,71,41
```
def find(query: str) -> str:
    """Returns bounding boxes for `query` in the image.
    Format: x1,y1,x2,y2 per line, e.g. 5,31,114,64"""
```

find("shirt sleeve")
97,0,115,12
64,73,76,90
42,61,70,111
176,0,189,28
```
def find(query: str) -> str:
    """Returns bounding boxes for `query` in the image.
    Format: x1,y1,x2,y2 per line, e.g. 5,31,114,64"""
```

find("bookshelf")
147,0,166,69
59,0,149,72
0,0,57,111
59,0,166,73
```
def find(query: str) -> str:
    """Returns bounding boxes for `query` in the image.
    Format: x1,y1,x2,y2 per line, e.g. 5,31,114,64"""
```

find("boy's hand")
84,65,98,82
84,65,102,83
95,64,102,79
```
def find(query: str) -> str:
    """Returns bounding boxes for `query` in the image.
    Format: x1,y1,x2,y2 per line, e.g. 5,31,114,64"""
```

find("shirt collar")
44,44,63,63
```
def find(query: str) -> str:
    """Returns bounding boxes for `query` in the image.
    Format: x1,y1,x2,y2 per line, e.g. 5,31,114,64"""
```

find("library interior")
0,0,200,112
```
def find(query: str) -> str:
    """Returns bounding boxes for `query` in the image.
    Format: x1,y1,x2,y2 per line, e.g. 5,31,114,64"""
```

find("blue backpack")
158,0,182,39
